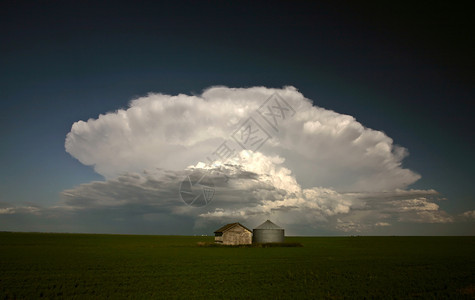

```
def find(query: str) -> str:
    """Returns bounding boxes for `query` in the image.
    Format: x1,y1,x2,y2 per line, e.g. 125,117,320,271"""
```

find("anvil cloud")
57,86,455,233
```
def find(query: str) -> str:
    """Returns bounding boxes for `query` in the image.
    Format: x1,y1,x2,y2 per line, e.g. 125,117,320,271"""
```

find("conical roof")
254,220,283,230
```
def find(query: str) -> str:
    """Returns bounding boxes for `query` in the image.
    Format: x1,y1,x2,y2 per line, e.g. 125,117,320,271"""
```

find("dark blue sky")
1,1,473,233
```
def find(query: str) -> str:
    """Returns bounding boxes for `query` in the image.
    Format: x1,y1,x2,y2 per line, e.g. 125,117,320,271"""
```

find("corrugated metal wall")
252,228,284,243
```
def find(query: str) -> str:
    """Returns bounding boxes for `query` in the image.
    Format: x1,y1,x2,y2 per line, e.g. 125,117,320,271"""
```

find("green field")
0,233,474,299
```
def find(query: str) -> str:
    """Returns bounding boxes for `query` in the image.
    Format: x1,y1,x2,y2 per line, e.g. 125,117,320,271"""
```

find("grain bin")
252,220,284,243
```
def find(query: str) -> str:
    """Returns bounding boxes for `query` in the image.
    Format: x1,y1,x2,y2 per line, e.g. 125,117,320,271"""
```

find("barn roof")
254,220,283,230
214,222,252,233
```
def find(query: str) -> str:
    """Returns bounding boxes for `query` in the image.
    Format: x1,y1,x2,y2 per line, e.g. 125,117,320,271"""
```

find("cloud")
0,203,41,215
65,86,419,192
460,210,475,220
54,86,470,234
56,151,362,232
61,169,181,210
53,150,450,234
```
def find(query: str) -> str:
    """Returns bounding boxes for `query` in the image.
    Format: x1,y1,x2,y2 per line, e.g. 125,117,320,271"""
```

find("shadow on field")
196,242,303,248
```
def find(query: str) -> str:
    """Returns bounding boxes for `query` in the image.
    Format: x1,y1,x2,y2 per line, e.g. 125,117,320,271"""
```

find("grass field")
0,233,474,299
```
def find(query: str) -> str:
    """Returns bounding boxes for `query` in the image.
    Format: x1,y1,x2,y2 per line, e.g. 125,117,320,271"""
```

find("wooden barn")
214,223,252,245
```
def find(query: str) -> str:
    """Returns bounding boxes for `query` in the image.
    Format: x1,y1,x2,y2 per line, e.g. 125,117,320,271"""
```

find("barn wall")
222,226,252,245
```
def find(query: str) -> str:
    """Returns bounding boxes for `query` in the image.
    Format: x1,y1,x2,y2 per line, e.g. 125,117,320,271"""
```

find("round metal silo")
252,220,284,243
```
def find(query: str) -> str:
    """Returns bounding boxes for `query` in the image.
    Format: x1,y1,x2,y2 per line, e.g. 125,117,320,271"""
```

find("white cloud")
0,207,16,215
460,210,475,220
65,86,419,193
0,206,41,215
57,86,463,234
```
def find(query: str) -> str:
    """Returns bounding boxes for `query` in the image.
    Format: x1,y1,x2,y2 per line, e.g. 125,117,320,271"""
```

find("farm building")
214,223,252,245
252,220,285,243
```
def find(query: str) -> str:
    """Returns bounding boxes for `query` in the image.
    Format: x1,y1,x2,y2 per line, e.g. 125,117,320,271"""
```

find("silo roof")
254,220,283,230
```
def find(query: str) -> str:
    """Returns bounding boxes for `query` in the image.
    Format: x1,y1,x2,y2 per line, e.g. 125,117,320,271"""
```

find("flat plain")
0,232,474,299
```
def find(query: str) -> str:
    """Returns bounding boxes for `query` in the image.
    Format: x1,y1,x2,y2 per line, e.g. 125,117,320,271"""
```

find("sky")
1,1,473,235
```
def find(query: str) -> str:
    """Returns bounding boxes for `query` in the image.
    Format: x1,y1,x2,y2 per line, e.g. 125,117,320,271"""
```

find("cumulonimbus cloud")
65,86,420,192
58,86,462,234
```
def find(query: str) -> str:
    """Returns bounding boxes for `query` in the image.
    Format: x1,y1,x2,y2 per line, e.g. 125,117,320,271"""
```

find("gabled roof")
254,220,283,230
214,222,252,233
